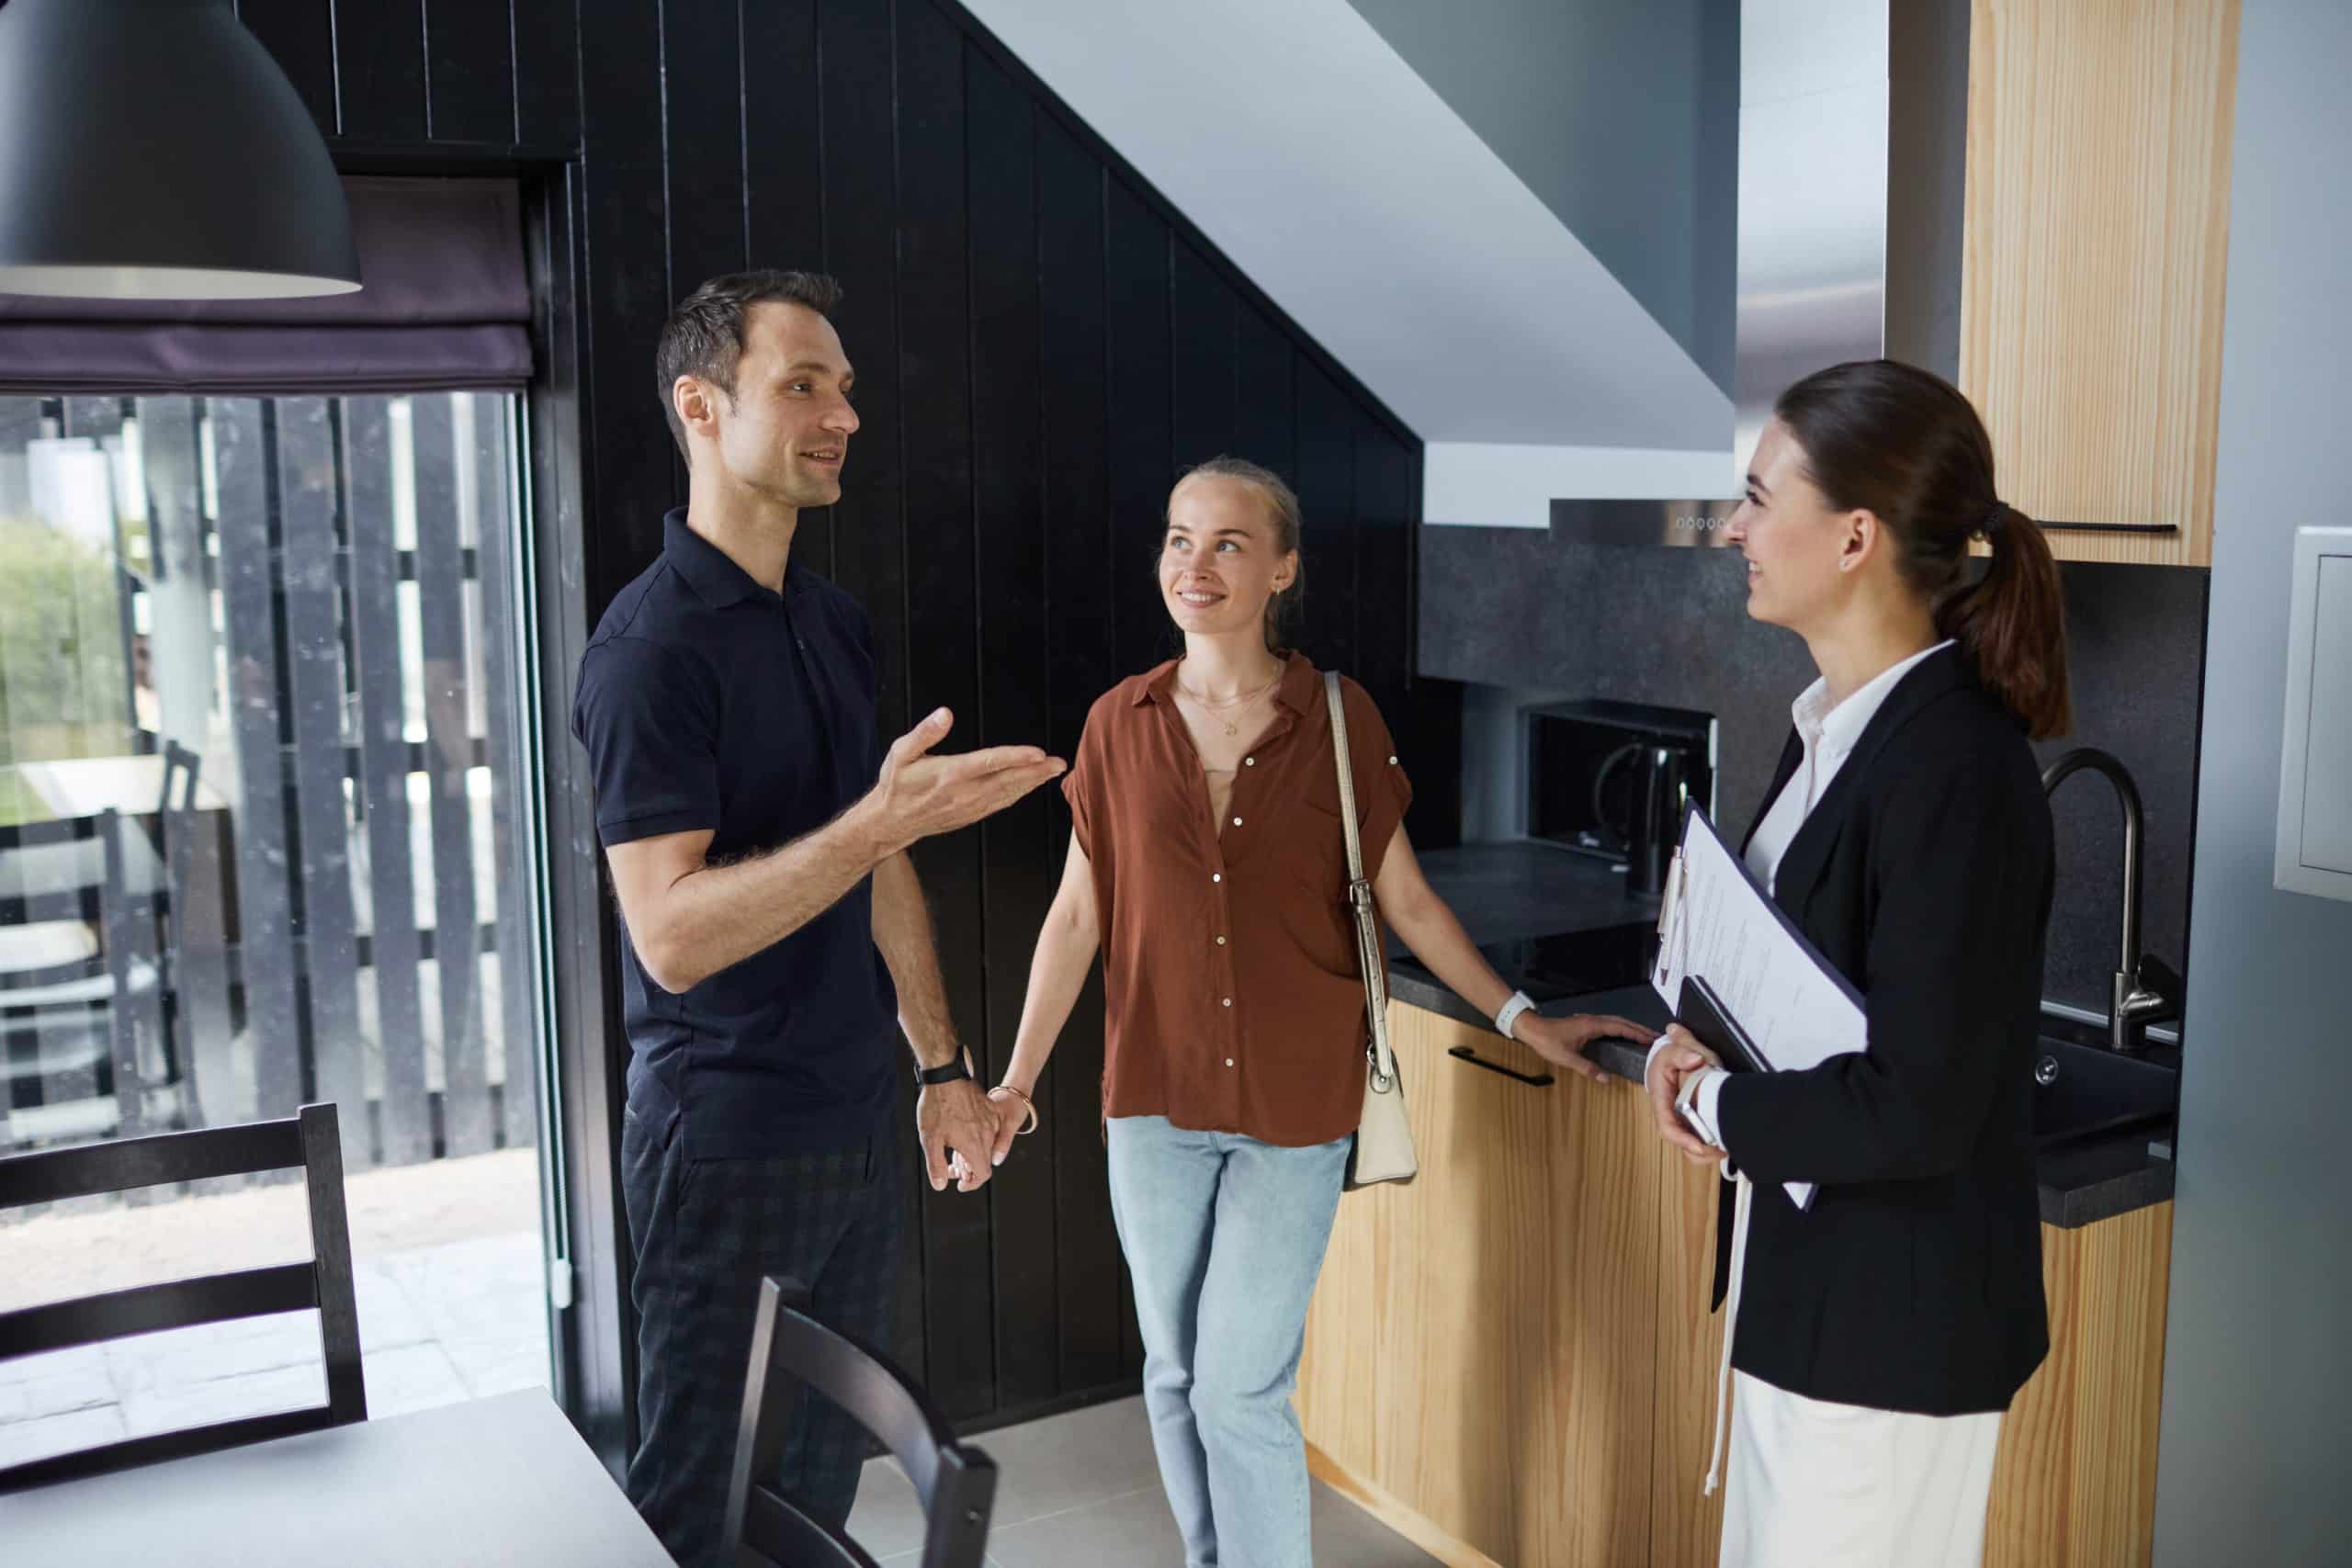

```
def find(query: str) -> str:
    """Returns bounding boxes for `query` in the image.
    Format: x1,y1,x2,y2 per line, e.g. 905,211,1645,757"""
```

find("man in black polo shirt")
571,270,1063,1567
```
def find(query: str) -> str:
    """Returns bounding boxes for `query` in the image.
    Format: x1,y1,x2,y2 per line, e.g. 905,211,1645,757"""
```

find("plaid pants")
620,1100,904,1568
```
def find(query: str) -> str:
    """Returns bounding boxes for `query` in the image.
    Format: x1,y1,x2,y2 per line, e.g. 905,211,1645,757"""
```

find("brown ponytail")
1773,360,2073,739
1938,499,2071,738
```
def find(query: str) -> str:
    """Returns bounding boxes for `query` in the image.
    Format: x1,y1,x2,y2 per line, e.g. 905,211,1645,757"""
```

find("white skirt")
1719,1370,2004,1568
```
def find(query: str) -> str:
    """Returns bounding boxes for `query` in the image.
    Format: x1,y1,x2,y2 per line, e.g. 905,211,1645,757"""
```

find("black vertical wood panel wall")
195,0,1462,1436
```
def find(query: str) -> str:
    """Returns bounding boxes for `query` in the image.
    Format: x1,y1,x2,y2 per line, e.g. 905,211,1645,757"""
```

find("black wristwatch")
917,1055,972,1087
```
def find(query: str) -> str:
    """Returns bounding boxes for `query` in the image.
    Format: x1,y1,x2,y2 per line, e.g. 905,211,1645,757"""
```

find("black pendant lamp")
0,0,359,299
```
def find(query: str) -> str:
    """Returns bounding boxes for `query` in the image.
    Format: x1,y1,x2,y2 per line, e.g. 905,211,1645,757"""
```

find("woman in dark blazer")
1646,358,2069,1568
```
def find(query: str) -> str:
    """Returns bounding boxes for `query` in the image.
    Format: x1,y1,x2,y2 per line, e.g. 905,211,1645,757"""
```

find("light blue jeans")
1105,1115,1352,1568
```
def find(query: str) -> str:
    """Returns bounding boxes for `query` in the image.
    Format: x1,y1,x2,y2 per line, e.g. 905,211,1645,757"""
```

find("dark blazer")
1711,644,2053,1416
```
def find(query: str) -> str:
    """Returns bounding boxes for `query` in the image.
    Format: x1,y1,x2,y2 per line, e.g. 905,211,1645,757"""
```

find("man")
571,270,1063,1567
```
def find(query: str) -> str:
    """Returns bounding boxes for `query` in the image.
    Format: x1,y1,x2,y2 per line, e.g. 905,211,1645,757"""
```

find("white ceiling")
963,0,1735,522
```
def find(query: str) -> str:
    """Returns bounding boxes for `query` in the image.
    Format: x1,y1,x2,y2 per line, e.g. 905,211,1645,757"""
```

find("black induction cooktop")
1476,921,1658,1003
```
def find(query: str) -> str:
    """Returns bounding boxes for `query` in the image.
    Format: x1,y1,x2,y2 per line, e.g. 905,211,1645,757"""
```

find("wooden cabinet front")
1302,1002,2176,1568
1960,0,2241,566
1648,1141,1733,1568
1297,1004,1661,1566
1984,1199,2174,1568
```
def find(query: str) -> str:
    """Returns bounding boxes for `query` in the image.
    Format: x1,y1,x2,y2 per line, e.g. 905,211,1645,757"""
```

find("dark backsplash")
1419,530,2209,1020
2037,562,2209,1024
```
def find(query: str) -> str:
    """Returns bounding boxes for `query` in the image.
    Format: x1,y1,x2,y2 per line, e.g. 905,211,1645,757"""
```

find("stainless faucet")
2041,748,2184,1054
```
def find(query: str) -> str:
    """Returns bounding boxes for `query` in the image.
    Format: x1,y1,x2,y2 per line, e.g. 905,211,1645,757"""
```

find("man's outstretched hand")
861,708,1064,855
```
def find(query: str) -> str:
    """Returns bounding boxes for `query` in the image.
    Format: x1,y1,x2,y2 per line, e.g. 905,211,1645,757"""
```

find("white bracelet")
1493,990,1537,1041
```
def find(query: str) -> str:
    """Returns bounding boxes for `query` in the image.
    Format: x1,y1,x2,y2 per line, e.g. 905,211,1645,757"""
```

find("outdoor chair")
0,808,164,1140
0,741,205,1144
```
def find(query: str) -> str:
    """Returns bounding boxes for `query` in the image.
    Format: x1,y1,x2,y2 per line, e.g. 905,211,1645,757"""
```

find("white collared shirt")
1656,641,1956,1145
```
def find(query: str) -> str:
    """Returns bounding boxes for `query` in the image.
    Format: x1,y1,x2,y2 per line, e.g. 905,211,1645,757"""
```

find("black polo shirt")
571,511,898,1158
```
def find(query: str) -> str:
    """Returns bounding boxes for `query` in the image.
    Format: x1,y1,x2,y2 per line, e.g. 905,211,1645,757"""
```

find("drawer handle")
1447,1045,1554,1088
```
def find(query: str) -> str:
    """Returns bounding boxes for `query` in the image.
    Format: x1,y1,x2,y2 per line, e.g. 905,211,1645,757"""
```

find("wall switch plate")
2275,526,2352,901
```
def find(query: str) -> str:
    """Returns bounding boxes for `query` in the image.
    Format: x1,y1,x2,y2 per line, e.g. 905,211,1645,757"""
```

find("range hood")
1551,0,1970,545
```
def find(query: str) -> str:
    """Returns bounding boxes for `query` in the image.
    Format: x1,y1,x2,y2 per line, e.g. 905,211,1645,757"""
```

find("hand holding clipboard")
1651,805,1867,1210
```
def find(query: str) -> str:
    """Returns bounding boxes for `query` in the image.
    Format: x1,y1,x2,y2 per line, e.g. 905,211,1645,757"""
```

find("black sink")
2029,1021,2180,1147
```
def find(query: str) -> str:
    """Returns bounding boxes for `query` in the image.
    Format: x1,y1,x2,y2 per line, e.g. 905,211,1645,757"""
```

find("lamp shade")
0,0,359,299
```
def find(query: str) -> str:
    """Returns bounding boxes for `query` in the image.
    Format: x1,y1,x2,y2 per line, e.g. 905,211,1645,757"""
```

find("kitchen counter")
1388,838,1664,950
1391,840,2177,1228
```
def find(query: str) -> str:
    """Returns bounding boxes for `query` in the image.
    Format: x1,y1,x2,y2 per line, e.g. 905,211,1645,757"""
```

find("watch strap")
1494,990,1537,1041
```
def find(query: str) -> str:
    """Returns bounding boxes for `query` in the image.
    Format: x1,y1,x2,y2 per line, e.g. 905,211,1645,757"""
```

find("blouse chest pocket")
1282,786,1355,899
1271,787,1365,980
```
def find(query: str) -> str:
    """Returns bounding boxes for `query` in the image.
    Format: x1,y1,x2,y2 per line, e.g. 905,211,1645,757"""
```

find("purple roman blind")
0,177,533,394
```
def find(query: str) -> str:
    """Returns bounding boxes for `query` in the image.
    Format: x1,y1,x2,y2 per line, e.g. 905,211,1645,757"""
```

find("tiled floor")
846,1395,1440,1567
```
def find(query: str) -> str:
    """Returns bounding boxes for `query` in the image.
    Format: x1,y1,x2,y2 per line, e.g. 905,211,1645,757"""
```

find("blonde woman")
989,457,1649,1568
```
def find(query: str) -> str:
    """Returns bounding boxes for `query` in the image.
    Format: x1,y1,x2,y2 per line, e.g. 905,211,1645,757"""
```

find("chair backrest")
0,809,131,1003
723,1277,996,1568
151,740,202,978
157,742,202,821
0,1102,368,1491
154,742,200,911
0,808,130,938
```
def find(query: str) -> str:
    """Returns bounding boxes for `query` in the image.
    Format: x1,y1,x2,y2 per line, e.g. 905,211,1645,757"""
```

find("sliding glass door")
0,391,565,1463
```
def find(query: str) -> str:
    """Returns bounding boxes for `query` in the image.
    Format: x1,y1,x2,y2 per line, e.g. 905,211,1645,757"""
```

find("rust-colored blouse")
1062,652,1413,1147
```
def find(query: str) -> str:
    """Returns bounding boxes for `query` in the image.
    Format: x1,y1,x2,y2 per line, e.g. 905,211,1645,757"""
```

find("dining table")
0,752,230,923
0,1391,676,1566
3,753,231,822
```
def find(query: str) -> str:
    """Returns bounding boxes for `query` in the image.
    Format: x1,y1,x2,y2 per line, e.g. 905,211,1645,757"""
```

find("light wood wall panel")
1961,0,2240,565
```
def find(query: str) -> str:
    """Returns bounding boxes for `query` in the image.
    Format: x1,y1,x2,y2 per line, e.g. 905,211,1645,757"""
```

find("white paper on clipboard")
1651,805,1867,1210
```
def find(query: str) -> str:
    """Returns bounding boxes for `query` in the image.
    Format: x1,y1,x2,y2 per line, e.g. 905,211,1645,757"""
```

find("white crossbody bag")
1327,673,1418,1190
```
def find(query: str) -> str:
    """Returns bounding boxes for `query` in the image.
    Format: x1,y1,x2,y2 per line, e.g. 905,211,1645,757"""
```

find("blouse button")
1212,873,1222,884
1245,757,1256,767
1215,935,1227,946
1225,1058,1236,1067
1221,998,1233,1008
1232,817,1243,828
1388,756,1397,765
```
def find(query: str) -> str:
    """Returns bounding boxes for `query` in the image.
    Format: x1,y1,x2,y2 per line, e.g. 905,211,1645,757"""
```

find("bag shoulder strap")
1325,672,1367,883
1326,673,1397,1087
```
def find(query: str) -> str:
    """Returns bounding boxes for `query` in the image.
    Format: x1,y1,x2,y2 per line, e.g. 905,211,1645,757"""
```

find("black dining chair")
723,1276,997,1568
0,1101,368,1492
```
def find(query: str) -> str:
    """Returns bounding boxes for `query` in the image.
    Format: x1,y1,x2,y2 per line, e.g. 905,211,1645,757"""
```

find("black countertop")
1389,841,2176,1229
1389,840,1666,950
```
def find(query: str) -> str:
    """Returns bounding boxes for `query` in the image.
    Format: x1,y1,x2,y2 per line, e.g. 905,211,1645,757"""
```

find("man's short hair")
654,270,843,457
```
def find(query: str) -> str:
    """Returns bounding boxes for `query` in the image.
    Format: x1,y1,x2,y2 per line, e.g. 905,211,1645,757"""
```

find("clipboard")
1653,802,1867,1014
1653,803,1864,1213
1675,974,1771,1075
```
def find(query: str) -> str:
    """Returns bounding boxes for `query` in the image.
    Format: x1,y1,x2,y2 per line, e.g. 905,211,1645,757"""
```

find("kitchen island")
1299,844,2177,1566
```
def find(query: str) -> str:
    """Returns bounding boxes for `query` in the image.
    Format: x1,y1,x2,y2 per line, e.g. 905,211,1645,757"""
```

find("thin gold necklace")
1176,666,1282,737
